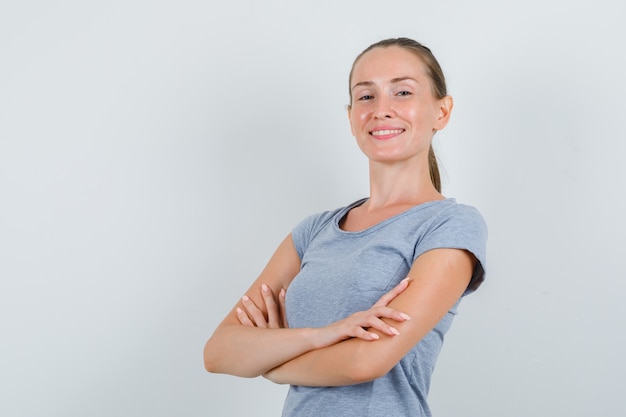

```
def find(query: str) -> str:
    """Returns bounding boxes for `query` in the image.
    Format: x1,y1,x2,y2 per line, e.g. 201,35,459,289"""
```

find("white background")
1,1,625,416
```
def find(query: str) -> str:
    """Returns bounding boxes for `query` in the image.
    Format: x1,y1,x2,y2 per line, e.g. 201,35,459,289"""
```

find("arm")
203,234,312,377
263,248,476,386
203,234,409,378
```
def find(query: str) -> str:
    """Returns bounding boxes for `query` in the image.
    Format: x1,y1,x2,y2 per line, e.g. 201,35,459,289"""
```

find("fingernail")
370,333,380,340
390,327,400,335
242,295,250,302
236,307,243,314
400,313,411,320
262,284,269,293
279,288,286,298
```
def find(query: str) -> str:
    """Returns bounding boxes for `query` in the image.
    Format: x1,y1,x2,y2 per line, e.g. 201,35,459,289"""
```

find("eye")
357,94,374,101
396,90,412,97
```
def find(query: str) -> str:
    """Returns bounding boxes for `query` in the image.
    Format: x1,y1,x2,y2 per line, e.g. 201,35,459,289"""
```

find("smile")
370,128,405,138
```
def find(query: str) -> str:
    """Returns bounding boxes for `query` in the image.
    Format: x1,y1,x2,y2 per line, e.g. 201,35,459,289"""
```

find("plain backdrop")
1,1,625,416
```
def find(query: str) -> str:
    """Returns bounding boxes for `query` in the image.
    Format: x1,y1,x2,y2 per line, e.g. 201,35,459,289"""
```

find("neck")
366,159,443,210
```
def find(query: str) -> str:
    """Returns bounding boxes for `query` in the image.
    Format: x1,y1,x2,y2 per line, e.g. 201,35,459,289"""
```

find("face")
348,46,452,165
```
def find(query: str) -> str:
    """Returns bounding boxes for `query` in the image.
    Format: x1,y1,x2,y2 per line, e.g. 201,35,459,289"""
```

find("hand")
262,278,413,384
238,277,411,345
237,284,288,329
312,277,412,347
372,276,412,309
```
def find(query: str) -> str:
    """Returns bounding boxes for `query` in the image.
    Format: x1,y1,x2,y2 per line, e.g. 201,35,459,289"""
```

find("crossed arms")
203,233,475,386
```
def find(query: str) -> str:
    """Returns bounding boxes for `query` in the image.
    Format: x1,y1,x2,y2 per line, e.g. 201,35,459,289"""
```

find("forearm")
204,324,320,378
265,335,390,386
265,249,475,387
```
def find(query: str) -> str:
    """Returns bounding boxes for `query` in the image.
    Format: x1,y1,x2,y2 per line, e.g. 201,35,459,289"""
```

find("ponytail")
428,145,441,193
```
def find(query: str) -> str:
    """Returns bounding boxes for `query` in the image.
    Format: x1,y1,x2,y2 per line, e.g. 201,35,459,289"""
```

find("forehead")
351,46,428,85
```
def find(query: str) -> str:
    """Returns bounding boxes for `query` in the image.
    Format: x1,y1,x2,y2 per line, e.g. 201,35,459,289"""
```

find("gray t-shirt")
282,198,487,417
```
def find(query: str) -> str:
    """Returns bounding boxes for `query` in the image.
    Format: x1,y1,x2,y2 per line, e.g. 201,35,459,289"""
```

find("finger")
344,307,409,337
371,306,412,322
351,326,380,341
365,316,403,336
279,288,289,328
241,295,268,328
236,307,254,327
261,284,280,328
373,277,411,307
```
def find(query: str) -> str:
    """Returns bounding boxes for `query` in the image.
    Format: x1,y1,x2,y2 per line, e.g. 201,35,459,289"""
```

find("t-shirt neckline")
334,197,454,235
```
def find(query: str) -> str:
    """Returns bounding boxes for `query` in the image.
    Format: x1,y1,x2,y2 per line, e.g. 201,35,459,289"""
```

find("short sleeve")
413,204,488,295
291,210,338,261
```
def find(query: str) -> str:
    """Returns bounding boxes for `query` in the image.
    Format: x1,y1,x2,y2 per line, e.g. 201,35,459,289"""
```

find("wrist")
301,327,325,350
306,325,343,350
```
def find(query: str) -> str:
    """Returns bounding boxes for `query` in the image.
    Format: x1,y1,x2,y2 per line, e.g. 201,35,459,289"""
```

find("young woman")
204,37,487,417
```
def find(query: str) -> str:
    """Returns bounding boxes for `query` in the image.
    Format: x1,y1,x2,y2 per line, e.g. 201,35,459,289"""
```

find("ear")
433,95,453,131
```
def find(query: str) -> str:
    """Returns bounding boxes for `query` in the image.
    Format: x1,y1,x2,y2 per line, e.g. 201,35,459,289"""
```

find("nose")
373,96,395,119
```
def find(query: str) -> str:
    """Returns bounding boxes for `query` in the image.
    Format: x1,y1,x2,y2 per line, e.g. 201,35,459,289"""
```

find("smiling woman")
348,45,453,202
349,38,451,194
203,37,487,417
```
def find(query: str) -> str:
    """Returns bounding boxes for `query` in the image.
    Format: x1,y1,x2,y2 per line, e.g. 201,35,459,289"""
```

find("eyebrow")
350,77,419,92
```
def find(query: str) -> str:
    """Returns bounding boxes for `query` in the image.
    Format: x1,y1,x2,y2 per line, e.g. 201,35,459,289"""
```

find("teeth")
372,129,403,135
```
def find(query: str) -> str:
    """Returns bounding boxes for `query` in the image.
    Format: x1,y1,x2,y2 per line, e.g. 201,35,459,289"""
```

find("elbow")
204,356,217,374
348,364,389,384
203,328,235,375
344,351,392,384
203,339,260,378
203,338,229,375
203,340,219,373
344,341,399,383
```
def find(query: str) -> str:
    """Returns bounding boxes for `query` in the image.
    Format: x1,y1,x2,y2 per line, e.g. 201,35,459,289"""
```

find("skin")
203,235,411,378
203,45,475,386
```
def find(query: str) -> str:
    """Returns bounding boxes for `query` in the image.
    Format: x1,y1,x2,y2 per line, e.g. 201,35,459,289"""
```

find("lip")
369,127,405,140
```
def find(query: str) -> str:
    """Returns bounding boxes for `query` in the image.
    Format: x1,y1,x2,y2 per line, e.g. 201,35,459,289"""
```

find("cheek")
406,106,435,129
402,102,422,118
349,119,356,137
349,110,367,135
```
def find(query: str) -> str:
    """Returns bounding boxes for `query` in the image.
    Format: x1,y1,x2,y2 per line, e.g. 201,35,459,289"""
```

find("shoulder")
291,208,340,243
398,199,487,242
436,200,488,236
413,199,488,294
291,198,366,257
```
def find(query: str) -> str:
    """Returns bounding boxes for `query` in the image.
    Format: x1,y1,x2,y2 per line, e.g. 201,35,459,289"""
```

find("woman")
204,37,487,417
